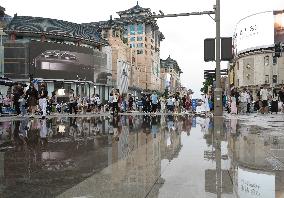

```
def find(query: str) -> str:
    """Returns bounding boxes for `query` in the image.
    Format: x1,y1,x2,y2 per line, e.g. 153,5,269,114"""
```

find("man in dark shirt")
38,84,48,119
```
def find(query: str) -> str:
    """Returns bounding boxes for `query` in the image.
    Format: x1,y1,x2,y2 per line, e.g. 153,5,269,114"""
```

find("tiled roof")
117,3,151,17
5,16,107,46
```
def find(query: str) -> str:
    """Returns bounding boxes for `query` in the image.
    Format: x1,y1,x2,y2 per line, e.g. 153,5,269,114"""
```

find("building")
231,10,284,95
85,16,131,95
3,15,112,101
160,55,183,94
116,3,165,92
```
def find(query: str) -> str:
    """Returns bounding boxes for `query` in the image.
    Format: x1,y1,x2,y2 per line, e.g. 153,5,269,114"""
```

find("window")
130,37,135,42
137,24,143,34
265,75,269,83
273,56,277,65
137,36,143,41
237,61,239,70
145,50,147,55
130,43,135,48
264,56,269,66
273,75,277,83
130,25,135,35
137,50,143,54
137,43,143,48
145,37,147,42
237,79,239,86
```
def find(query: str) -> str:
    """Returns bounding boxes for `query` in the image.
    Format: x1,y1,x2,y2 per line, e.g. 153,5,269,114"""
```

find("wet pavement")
0,115,283,198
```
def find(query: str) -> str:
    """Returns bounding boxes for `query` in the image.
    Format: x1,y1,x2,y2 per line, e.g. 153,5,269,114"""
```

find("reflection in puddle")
0,116,283,197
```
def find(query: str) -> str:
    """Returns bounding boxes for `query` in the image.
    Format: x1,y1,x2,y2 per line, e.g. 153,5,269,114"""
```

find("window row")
129,24,144,35
130,43,144,48
129,36,143,42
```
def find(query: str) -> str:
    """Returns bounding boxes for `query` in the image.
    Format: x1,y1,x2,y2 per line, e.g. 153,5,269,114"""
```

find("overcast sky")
2,0,284,97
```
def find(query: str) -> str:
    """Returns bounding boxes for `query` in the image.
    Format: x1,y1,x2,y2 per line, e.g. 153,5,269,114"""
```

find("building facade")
231,10,284,95
160,56,182,94
3,15,112,101
116,3,165,91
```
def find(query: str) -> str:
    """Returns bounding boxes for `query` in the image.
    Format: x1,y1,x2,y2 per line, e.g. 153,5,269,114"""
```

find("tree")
200,76,214,94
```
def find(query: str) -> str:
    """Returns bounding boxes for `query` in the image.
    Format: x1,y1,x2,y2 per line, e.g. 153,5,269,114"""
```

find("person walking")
260,86,269,114
112,89,119,115
68,89,77,114
230,93,238,114
128,94,134,111
25,83,38,118
19,95,27,116
13,84,24,115
0,92,3,116
239,89,248,114
38,84,48,119
150,91,159,113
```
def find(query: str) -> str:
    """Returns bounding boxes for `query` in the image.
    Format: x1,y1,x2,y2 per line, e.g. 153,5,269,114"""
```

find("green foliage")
200,76,214,94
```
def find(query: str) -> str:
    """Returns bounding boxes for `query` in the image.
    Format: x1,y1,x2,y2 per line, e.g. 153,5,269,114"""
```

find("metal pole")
214,0,223,116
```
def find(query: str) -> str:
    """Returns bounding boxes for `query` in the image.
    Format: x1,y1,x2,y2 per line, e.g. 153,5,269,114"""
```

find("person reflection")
151,116,158,139
182,115,192,136
27,119,41,150
39,119,48,148
142,115,151,134
69,117,78,137
112,116,121,142
14,120,28,151
167,115,175,133
128,115,134,130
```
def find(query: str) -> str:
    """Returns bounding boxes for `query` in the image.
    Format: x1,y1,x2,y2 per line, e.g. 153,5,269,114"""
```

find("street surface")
0,113,283,198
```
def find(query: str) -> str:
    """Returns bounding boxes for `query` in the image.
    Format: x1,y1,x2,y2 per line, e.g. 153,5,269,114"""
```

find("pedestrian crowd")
0,83,194,118
225,85,284,114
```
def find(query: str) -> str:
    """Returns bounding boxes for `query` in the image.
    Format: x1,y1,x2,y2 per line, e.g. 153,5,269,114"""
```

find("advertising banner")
233,10,284,55
274,10,284,43
191,99,197,111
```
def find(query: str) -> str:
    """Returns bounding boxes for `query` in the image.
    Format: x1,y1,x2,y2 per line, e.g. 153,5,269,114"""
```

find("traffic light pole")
214,0,223,116
150,0,223,116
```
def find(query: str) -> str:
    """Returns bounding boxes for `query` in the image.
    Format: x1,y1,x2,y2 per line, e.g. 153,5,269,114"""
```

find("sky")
1,0,284,97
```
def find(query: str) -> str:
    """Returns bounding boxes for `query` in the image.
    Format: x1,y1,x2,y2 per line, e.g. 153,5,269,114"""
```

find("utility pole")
214,0,223,116
150,0,223,116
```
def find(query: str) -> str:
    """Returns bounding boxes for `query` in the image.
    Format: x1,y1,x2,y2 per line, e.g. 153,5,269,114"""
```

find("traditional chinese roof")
116,2,151,17
5,16,108,46
85,16,125,32
161,55,183,74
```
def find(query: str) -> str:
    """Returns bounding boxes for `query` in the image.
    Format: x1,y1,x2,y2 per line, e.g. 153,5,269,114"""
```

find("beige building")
231,51,284,93
116,3,165,92
160,56,183,93
87,3,165,94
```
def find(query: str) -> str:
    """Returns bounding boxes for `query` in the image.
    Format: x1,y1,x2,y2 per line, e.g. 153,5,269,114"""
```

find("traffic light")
274,43,282,58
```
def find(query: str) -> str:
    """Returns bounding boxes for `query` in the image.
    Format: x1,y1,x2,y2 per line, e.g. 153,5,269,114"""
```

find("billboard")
274,10,284,43
4,40,107,81
29,41,95,81
233,10,284,55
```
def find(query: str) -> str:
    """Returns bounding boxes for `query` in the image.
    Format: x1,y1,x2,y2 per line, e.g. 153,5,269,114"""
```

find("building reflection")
227,122,284,198
0,115,191,197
